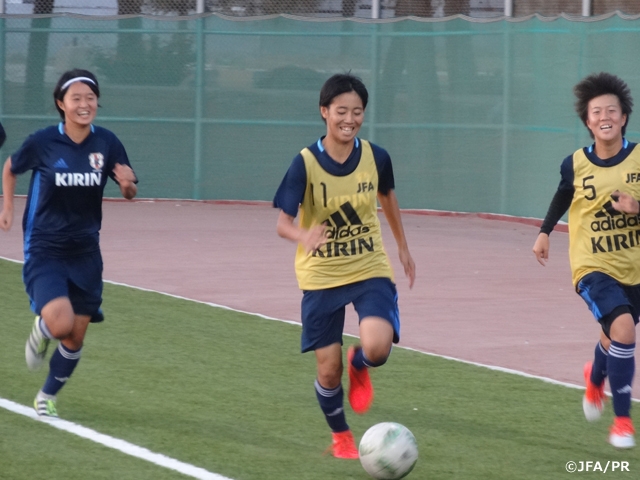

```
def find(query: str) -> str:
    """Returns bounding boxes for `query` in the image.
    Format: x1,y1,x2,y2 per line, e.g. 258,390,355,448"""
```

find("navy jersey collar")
587,138,628,153
316,136,359,153
584,138,635,167
58,122,95,135
311,136,361,176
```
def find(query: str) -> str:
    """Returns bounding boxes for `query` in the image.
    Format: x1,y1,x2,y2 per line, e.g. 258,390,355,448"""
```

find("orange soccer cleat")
609,416,635,449
583,362,605,422
347,345,374,415
330,430,359,459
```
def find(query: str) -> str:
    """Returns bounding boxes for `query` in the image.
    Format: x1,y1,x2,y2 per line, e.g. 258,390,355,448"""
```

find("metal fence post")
504,0,513,17
371,0,380,19
193,17,205,199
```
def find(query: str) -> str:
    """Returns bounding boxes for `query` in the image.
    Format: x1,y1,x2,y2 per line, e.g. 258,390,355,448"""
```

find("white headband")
61,76,96,91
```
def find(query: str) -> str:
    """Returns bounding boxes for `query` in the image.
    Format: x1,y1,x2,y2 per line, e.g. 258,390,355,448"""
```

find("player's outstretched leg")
347,345,374,414
607,341,636,448
25,316,53,371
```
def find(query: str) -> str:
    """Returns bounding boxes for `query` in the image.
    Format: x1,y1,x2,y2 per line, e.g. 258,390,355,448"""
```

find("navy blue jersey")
273,137,395,217
11,123,136,258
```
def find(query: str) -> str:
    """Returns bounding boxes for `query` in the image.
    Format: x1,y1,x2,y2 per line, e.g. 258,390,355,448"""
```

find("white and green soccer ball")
359,422,418,479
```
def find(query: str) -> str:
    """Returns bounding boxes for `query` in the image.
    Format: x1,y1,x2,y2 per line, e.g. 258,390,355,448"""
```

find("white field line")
0,257,233,479
0,398,231,480
102,277,639,402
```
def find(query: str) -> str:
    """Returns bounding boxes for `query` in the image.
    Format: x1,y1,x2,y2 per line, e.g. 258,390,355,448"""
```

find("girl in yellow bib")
533,72,639,448
273,73,415,459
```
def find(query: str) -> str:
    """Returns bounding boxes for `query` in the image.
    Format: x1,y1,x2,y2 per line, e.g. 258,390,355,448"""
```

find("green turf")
1,258,638,479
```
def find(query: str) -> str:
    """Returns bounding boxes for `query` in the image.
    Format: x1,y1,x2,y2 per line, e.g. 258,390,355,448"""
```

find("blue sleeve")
10,133,41,175
539,155,575,234
100,128,138,184
558,154,575,192
371,143,395,194
273,154,307,217
106,132,138,185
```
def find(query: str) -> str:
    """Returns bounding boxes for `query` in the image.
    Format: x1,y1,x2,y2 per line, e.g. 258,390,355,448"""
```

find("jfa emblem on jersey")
89,153,104,171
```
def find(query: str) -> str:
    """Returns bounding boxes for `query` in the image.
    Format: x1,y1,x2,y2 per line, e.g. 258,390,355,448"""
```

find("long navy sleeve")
540,188,573,234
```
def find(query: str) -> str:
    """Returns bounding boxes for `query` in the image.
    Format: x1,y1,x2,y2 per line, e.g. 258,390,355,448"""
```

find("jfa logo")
357,182,374,193
625,172,640,183
89,153,104,171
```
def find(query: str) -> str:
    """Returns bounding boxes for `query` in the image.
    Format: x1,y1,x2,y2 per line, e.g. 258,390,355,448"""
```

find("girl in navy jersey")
533,72,639,448
273,73,415,459
0,69,137,418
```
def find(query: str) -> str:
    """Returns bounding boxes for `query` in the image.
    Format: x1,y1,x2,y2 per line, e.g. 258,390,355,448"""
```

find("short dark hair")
53,69,100,120
574,72,633,138
319,73,368,112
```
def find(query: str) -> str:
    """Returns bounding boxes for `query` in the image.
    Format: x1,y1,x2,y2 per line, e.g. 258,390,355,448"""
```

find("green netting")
2,13,640,218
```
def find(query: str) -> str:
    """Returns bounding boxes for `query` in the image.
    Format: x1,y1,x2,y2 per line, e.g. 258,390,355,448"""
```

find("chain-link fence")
2,14,640,212
2,0,640,17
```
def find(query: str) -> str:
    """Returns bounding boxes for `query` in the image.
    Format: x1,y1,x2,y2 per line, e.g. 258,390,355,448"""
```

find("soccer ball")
359,422,418,479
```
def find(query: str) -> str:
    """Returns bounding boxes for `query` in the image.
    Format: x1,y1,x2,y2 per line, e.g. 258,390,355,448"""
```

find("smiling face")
56,81,98,128
320,91,364,146
586,94,627,144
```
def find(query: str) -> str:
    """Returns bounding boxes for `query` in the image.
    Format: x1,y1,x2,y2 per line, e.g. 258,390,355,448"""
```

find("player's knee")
42,313,75,339
317,363,343,389
46,320,73,339
317,371,342,389
41,299,75,338
62,337,84,351
367,354,389,367
363,347,391,367
609,314,637,345
601,308,636,343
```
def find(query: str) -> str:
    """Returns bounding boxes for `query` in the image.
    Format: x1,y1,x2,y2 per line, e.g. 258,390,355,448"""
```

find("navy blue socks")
608,341,635,417
351,347,388,369
42,343,82,396
315,380,349,433
591,341,608,386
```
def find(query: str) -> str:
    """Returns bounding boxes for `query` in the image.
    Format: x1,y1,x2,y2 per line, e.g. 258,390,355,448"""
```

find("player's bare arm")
377,190,416,288
0,157,16,231
276,210,327,254
113,163,137,200
532,232,550,266
611,190,640,215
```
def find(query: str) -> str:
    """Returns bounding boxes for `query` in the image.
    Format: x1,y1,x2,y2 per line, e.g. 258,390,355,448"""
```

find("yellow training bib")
569,145,640,286
295,140,394,290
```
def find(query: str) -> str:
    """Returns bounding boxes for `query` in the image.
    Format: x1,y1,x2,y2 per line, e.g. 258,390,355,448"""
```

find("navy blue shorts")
300,277,400,353
23,251,103,319
577,271,640,336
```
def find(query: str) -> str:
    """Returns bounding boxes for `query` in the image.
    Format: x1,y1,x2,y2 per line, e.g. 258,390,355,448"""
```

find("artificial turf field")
0,259,638,479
